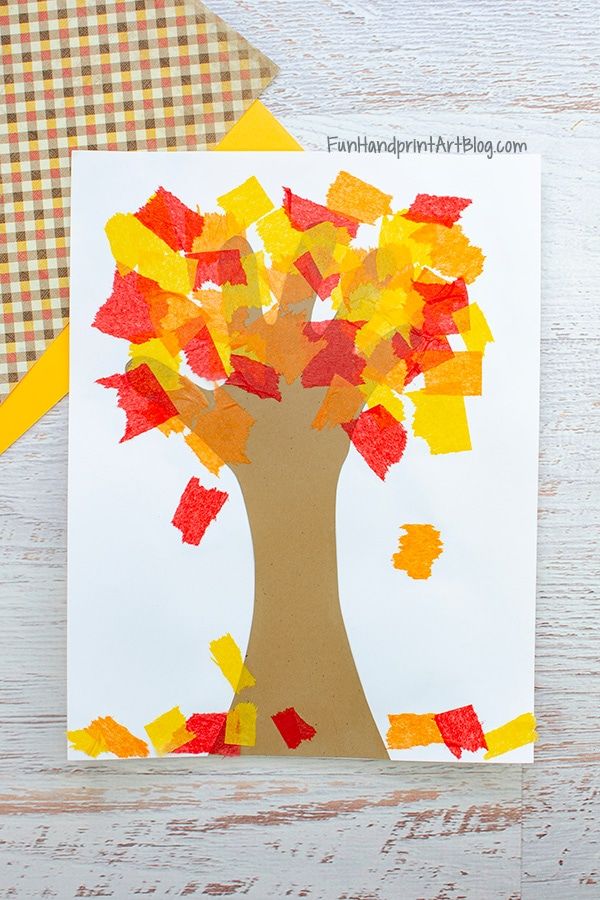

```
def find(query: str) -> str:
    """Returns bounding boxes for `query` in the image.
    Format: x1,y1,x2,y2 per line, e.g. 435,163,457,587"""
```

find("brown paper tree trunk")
231,382,388,758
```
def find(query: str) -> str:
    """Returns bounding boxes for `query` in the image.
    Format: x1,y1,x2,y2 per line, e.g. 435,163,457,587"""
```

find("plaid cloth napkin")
0,0,278,400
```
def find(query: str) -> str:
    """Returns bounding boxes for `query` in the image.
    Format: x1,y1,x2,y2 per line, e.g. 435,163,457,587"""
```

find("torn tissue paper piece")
301,320,365,389
312,375,364,429
171,477,228,546
105,213,193,296
135,187,204,252
92,271,156,344
453,303,494,353
343,405,407,479
283,188,359,236
392,524,443,579
327,171,392,223
144,706,196,755
408,393,471,454
386,713,444,750
294,251,340,300
272,707,317,749
98,364,178,442
423,352,483,395
227,355,282,400
184,327,228,382
225,702,257,746
404,194,471,228
218,176,274,227
484,712,538,759
171,713,240,756
209,633,256,693
189,250,247,288
434,705,488,759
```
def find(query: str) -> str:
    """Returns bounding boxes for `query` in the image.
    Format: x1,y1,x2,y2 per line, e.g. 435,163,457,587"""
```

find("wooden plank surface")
1,1,599,896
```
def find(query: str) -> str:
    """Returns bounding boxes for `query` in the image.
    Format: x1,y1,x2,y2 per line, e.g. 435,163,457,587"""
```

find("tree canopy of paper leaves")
94,171,493,479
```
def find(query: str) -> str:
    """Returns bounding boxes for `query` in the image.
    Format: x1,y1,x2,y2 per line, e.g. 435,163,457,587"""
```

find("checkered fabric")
0,0,277,400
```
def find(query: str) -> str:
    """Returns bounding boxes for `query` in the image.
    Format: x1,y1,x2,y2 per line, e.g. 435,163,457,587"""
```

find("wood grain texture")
1,1,599,896
208,0,600,115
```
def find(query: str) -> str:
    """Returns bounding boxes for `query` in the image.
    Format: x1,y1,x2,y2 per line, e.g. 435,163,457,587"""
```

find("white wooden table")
1,1,599,896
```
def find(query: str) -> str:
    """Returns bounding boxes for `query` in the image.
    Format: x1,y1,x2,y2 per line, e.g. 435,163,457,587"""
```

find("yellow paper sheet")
0,102,301,455
0,324,70,455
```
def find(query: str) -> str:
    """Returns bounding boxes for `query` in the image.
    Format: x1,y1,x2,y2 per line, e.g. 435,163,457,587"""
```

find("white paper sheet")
68,151,540,762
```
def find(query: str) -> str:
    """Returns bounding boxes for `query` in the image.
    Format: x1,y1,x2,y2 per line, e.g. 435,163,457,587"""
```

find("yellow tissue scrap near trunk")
105,213,193,295
407,392,471,454
144,706,195,755
225,702,257,746
218,175,274,227
210,632,256,692
484,713,538,759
